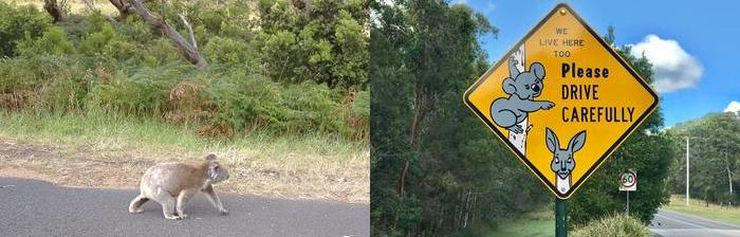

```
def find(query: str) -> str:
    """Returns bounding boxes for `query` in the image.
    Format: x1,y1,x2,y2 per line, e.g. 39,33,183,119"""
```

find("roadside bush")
571,214,650,237
87,66,184,116
17,26,74,57
203,36,259,73
0,2,51,56
277,81,346,134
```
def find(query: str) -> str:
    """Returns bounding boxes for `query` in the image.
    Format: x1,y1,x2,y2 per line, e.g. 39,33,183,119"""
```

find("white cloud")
628,35,703,93
451,0,468,4
724,101,740,113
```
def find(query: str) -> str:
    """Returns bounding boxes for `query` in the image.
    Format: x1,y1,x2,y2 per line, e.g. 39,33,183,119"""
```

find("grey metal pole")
686,136,690,206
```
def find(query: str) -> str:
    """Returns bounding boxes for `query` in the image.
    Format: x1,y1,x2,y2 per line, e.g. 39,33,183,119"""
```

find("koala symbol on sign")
490,56,555,134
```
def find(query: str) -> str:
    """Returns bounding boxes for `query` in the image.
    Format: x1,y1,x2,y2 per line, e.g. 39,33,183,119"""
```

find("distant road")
0,177,368,237
650,209,740,237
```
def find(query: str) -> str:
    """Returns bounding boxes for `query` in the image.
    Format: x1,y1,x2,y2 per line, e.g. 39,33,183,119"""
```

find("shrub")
86,66,184,116
203,36,259,71
571,214,650,237
17,26,74,57
0,2,51,57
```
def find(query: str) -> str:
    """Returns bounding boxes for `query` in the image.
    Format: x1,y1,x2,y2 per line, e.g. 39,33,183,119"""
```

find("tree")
667,112,740,206
257,0,368,89
371,1,552,235
43,0,63,22
129,0,207,69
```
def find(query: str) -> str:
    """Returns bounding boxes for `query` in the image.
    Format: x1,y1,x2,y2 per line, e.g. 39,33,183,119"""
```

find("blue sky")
458,0,740,127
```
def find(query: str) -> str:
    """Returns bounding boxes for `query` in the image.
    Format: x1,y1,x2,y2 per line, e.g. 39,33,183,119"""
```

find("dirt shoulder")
0,137,369,204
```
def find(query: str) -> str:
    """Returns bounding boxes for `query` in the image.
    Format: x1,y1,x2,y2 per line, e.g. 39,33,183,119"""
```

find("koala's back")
140,161,208,196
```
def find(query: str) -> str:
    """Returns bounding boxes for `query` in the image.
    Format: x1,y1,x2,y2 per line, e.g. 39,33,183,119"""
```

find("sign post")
556,199,567,237
619,170,638,215
463,3,658,237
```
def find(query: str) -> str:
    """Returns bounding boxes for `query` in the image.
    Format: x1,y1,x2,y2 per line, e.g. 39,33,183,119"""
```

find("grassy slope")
0,111,369,203
663,195,740,226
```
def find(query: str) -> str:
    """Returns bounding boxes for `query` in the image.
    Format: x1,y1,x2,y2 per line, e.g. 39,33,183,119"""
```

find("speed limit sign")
619,170,637,191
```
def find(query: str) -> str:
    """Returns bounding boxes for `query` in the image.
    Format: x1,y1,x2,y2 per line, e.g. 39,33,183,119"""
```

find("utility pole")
686,136,690,206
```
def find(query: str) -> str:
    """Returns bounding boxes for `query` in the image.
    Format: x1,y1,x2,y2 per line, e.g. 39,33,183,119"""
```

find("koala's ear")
205,154,217,161
530,62,545,80
503,78,517,95
568,130,587,152
545,127,559,153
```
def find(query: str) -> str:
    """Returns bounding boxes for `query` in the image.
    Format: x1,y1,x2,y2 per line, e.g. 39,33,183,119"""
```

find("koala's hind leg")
150,187,180,220
176,190,196,219
203,184,229,215
492,109,522,134
128,194,149,214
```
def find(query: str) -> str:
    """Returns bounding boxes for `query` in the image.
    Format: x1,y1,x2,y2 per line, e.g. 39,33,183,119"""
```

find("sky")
457,0,740,127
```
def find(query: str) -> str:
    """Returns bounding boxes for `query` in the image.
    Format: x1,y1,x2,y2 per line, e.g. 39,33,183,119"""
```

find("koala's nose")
532,84,541,92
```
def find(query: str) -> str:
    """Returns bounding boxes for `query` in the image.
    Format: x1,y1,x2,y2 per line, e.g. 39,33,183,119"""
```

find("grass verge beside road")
486,208,554,237
663,195,740,226
0,111,369,203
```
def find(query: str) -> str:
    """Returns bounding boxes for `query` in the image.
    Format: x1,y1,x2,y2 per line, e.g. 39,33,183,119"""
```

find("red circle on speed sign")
620,171,637,188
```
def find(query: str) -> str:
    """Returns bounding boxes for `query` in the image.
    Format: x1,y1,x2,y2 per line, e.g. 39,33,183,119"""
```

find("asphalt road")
650,209,740,237
0,177,369,237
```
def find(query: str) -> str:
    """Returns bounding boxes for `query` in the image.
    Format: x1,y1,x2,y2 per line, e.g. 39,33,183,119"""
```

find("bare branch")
177,13,197,50
130,0,207,69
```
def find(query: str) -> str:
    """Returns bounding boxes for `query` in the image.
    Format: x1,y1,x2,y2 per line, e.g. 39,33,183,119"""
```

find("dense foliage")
0,0,368,140
666,112,740,206
370,0,551,236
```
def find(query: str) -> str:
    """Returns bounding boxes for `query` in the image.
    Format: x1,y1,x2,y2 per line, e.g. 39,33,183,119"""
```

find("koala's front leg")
538,101,555,110
203,184,229,215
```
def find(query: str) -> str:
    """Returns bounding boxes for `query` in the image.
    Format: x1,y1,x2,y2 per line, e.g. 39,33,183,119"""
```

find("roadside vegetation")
570,214,650,237
0,0,368,203
484,208,554,237
666,112,739,208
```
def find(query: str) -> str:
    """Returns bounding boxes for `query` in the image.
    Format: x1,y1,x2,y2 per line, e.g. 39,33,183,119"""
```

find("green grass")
486,208,554,237
663,195,740,226
0,110,365,162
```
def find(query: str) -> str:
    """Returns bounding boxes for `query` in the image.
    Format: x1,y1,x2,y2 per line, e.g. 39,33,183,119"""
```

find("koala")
490,56,555,134
128,154,230,220
545,128,586,194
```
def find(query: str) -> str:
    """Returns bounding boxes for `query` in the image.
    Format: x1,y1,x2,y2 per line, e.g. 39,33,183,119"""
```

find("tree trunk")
130,0,208,69
108,0,135,21
508,45,528,155
43,0,63,22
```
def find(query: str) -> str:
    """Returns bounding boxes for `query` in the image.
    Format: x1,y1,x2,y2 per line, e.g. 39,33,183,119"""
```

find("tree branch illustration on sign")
490,45,555,155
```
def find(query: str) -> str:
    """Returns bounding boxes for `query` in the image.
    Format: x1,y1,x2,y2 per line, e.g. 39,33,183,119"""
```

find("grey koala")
128,154,230,220
545,128,586,194
490,56,555,134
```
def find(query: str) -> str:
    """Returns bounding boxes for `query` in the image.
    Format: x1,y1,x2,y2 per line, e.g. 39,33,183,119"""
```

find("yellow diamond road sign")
463,4,658,199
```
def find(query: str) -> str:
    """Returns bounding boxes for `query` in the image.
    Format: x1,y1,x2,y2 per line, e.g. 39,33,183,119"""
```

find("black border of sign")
462,3,659,199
